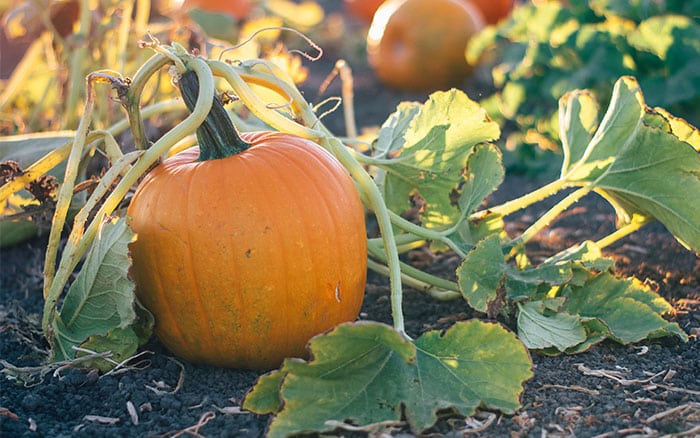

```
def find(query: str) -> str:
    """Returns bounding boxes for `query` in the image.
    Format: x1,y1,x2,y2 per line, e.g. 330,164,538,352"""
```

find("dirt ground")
1,2,699,437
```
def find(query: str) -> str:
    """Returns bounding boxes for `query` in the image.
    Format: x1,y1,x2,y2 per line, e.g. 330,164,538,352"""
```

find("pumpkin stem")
178,70,251,160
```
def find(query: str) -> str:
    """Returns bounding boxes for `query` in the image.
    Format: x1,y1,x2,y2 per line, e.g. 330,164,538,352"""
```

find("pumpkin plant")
0,27,698,436
127,70,367,369
466,0,700,161
0,0,319,247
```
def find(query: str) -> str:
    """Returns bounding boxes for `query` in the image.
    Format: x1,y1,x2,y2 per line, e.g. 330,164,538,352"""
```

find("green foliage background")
467,0,700,173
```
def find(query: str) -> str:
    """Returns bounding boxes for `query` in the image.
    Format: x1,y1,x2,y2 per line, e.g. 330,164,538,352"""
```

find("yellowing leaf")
245,321,532,437
560,76,700,252
51,217,144,363
240,16,284,45
265,0,324,29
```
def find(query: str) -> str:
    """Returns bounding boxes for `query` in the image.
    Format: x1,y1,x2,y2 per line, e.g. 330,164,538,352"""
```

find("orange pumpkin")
182,0,254,20
366,0,485,92
343,0,386,23
465,0,514,25
127,72,367,370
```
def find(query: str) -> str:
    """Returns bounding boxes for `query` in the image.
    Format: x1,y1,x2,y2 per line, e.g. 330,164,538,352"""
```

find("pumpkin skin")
127,131,367,370
366,0,485,92
467,0,514,24
343,0,386,23
182,0,254,20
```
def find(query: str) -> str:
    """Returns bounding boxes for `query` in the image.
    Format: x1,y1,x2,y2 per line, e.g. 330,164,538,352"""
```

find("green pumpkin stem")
178,70,250,160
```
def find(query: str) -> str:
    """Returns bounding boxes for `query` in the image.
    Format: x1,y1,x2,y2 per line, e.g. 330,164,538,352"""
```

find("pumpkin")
366,0,485,92
182,0,254,20
343,0,386,23
127,71,367,370
466,0,514,25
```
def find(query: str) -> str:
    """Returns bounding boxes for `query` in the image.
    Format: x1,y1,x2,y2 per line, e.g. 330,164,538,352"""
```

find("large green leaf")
456,235,685,351
561,77,645,182
560,76,700,252
457,235,575,313
562,272,688,343
51,217,143,361
374,90,500,229
467,0,700,152
244,321,532,437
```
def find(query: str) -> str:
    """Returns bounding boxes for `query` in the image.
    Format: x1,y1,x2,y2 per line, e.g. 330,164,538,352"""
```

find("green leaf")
560,76,700,252
561,77,644,181
517,301,587,351
243,369,286,415
456,235,684,351
629,16,700,107
628,15,700,61
588,0,700,21
544,241,615,287
374,101,422,158
459,143,505,215
187,8,238,42
375,90,500,229
78,327,141,373
562,272,688,344
650,108,700,151
51,217,138,361
408,320,531,422
0,131,75,174
543,240,614,272
470,0,700,152
259,321,532,437
558,89,599,174
457,235,589,311
79,300,154,371
261,322,415,437
436,144,505,251
457,235,506,313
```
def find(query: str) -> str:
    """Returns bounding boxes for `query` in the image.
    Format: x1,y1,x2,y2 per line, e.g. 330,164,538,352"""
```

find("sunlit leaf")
468,0,700,151
249,321,532,437
265,0,324,29
459,143,505,215
651,108,699,151
560,76,700,252
374,101,421,158
243,369,285,415
563,272,688,343
457,235,506,313
51,217,140,362
375,90,500,230
517,301,587,351
0,131,75,177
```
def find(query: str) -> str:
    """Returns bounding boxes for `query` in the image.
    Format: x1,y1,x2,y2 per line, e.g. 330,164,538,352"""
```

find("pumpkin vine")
31,43,411,343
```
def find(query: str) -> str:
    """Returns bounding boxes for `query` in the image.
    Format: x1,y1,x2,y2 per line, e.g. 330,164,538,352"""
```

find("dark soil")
1,2,699,437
